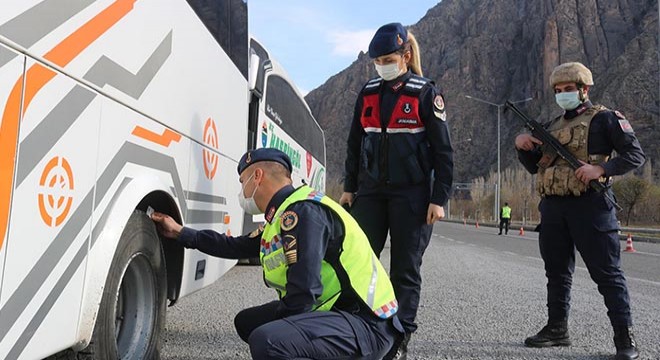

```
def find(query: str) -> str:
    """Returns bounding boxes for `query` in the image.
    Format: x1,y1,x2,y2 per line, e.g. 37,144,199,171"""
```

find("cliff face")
305,0,659,185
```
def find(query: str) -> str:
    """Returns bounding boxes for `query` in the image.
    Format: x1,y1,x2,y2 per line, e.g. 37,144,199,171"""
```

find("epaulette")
404,75,429,92
362,77,382,94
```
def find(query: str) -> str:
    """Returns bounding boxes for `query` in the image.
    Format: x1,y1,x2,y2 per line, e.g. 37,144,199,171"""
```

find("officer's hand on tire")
339,192,354,208
515,134,543,151
151,212,182,239
427,204,445,225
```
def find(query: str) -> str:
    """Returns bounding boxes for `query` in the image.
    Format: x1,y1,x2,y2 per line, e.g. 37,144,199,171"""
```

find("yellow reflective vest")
260,186,398,318
501,206,512,219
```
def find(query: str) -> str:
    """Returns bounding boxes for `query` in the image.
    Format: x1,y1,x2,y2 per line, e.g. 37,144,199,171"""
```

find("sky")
248,0,442,95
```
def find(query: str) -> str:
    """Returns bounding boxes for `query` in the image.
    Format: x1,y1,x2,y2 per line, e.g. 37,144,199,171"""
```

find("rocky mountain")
305,0,659,188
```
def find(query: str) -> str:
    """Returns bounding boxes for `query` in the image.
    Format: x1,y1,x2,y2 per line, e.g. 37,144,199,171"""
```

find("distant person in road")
498,202,512,235
339,22,453,360
515,62,645,360
152,148,403,360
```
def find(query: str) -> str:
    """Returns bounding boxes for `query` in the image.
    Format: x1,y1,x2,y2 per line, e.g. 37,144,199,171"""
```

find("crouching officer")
152,148,403,359
515,62,645,360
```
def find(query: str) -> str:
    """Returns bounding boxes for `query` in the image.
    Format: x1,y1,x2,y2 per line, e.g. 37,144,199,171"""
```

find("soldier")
498,202,512,235
515,62,645,360
339,22,453,360
152,148,403,359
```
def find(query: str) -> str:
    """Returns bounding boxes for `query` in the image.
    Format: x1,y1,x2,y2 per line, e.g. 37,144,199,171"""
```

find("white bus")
0,0,322,358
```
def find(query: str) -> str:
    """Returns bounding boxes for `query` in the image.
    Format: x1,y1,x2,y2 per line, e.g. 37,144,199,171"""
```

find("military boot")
524,320,571,347
383,332,410,360
613,326,639,360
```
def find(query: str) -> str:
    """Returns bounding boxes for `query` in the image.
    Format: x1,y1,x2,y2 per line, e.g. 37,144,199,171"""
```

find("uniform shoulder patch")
433,94,445,111
618,119,634,133
433,95,447,121
280,210,299,231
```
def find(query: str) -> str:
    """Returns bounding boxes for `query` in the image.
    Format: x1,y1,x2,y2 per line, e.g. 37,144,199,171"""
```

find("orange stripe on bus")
131,126,182,147
0,0,137,249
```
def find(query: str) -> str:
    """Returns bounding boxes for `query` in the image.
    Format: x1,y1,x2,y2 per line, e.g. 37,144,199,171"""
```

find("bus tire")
79,210,167,359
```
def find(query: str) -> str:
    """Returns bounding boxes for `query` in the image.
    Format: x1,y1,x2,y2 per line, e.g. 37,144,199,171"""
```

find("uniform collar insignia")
265,206,276,223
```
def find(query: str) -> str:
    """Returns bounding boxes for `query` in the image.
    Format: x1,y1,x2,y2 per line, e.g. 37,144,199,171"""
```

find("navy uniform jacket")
344,71,453,206
178,185,371,320
517,101,646,177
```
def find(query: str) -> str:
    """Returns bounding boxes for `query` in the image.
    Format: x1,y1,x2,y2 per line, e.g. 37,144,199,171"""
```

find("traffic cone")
623,234,636,253
519,227,525,236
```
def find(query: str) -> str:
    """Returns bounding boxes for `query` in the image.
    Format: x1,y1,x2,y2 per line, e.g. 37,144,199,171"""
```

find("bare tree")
613,176,650,226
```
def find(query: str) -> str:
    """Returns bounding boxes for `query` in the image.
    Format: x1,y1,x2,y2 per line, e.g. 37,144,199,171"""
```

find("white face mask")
375,62,403,81
238,173,261,215
555,91,582,110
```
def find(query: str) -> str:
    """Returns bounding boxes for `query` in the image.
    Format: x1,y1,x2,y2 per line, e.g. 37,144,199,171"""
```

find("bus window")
186,0,248,79
264,75,325,165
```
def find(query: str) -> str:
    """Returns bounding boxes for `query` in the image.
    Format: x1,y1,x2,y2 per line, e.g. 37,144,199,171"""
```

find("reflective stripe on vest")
260,186,398,318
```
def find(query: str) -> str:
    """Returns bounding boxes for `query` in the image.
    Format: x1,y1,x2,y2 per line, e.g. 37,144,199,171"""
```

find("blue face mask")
555,91,581,110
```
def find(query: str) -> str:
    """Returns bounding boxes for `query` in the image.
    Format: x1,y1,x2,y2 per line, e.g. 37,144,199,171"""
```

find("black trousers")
234,301,396,359
499,218,510,234
538,191,632,326
350,188,433,334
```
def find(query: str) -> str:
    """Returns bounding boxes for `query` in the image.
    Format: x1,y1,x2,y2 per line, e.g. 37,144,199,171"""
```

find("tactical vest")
536,105,610,196
501,206,512,219
260,186,398,319
359,75,433,186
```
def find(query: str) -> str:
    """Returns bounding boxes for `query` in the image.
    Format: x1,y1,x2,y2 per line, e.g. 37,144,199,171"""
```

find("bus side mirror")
249,53,260,91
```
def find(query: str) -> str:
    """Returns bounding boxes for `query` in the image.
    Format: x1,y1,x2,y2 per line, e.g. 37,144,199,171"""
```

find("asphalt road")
161,222,660,359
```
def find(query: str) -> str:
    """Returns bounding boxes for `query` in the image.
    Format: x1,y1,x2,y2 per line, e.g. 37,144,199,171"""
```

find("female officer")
339,22,453,359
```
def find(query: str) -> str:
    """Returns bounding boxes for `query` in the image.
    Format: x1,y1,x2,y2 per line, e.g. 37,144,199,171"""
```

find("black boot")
613,326,639,360
524,320,571,347
383,332,410,360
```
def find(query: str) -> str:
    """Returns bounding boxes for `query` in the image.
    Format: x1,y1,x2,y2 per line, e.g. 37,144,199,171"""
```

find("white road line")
624,250,660,257
574,265,660,287
503,251,517,256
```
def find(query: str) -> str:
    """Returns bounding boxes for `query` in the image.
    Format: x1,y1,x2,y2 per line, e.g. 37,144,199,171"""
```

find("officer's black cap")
368,22,407,58
237,148,292,175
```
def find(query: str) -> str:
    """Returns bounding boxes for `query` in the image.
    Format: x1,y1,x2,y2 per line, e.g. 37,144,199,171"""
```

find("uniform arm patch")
283,234,298,265
433,94,447,121
280,210,299,231
613,110,634,133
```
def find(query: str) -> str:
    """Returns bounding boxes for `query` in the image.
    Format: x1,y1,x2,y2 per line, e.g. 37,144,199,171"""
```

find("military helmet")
550,62,594,87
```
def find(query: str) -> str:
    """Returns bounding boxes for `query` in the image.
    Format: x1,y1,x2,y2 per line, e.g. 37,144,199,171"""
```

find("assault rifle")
505,100,622,211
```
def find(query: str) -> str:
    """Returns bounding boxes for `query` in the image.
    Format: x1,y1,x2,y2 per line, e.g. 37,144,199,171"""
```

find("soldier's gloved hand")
515,134,543,151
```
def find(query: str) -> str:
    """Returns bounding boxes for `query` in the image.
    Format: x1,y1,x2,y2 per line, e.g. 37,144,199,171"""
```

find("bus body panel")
0,41,24,312
0,56,101,359
0,0,248,357
179,138,242,297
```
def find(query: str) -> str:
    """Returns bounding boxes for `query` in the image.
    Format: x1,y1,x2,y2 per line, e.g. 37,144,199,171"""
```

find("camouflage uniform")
517,62,645,360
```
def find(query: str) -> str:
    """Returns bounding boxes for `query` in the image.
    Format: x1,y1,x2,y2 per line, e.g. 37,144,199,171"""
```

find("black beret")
368,22,407,58
237,148,292,175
